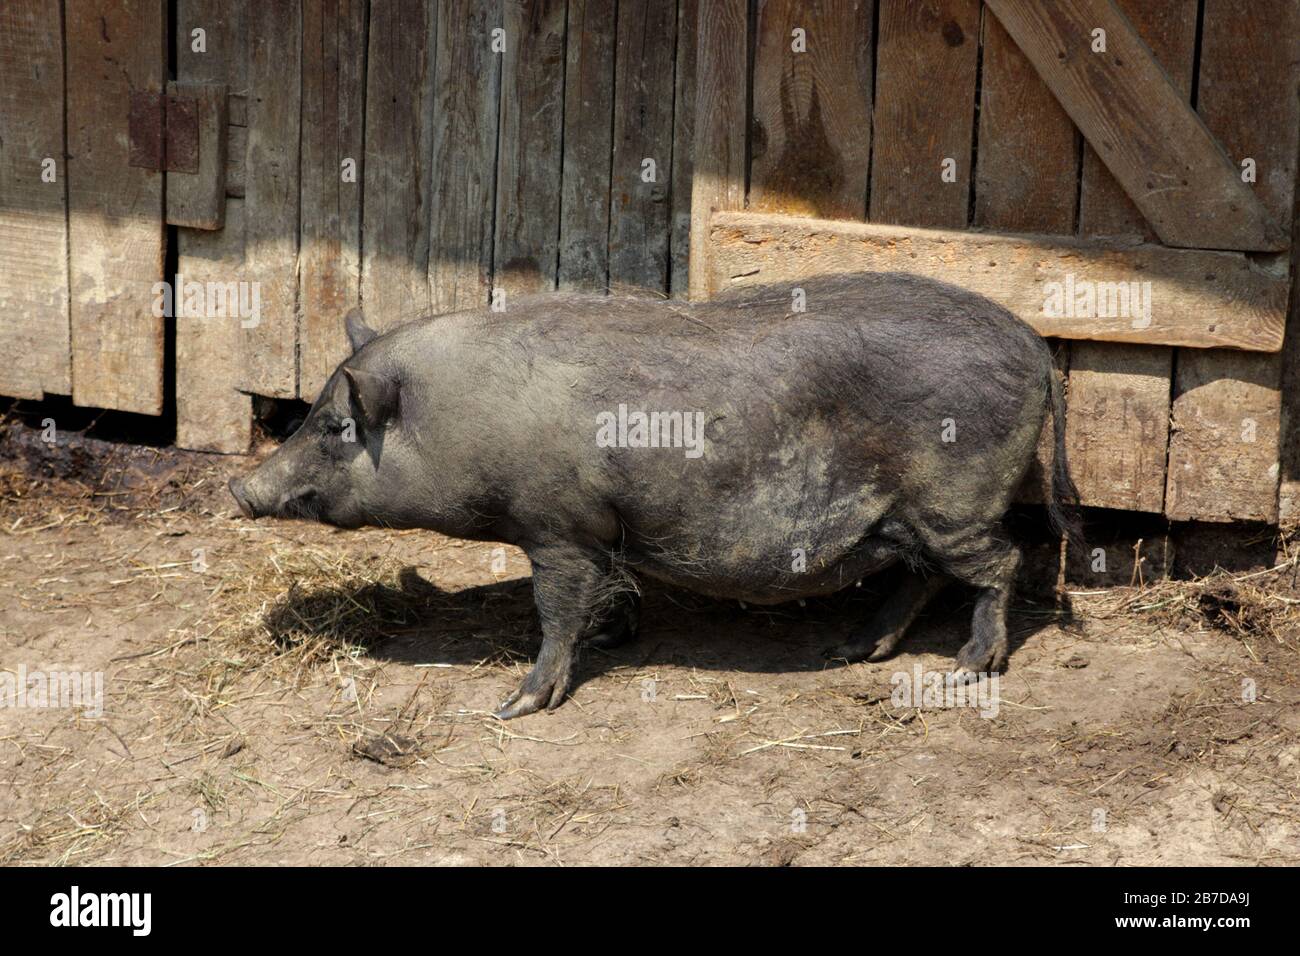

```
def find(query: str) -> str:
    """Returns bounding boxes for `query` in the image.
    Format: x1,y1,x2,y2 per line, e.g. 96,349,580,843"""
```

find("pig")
230,272,1080,719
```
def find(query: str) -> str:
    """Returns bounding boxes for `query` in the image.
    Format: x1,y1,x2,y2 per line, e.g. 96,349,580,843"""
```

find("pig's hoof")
822,642,866,663
952,640,1007,678
494,666,572,720
823,633,899,663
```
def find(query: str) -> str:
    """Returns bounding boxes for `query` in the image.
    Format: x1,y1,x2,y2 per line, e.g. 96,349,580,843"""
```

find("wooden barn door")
691,0,1300,526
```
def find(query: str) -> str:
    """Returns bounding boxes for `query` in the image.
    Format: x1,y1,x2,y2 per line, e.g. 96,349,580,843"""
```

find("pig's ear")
342,367,398,429
344,308,378,353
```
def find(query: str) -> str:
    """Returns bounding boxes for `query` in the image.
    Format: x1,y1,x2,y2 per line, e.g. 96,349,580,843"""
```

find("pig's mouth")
277,488,322,519
229,478,321,522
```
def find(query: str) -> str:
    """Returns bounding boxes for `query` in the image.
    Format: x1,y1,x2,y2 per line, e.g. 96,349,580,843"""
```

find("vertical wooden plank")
868,0,980,228
1067,0,1196,513
1065,343,1173,513
1167,0,1300,523
0,1,69,400
361,0,437,330
430,0,502,314
749,0,873,220
66,0,166,415
668,0,698,298
240,0,302,398
175,0,252,453
494,0,566,297
299,0,366,401
557,0,616,292
176,201,252,453
972,11,1077,234
1166,351,1284,523
972,7,1078,506
608,0,679,295
687,0,747,300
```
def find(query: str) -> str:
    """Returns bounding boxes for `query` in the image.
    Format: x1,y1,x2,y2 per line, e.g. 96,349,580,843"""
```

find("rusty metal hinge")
128,89,200,173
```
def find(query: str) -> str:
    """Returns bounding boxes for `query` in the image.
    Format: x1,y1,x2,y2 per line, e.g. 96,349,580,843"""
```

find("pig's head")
229,309,404,530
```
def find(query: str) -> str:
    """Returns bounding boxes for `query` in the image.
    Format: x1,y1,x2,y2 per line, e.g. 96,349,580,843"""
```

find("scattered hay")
1069,548,1300,653
0,789,165,866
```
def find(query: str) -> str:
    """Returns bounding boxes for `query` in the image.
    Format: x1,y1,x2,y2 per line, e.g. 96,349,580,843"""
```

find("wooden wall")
0,0,698,452
691,0,1300,525
3,0,1300,527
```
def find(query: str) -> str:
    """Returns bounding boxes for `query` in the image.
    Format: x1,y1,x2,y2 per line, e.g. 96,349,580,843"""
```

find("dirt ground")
2,423,1298,866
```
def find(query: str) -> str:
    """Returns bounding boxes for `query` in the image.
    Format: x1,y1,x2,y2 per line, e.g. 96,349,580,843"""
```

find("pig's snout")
229,477,257,519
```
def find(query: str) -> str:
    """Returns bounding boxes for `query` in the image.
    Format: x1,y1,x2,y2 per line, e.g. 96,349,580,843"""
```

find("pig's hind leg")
933,528,1020,678
823,571,948,662
496,545,605,720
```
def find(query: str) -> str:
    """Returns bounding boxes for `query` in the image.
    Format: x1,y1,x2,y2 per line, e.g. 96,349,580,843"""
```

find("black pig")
230,273,1079,719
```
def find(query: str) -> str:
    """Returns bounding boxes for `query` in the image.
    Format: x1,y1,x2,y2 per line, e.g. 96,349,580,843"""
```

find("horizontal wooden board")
706,211,1288,351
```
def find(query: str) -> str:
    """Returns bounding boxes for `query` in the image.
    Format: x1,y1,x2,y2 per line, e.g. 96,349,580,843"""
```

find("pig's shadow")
260,564,1068,690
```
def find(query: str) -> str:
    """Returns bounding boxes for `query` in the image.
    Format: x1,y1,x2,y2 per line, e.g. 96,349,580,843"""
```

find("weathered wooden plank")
0,0,70,400
749,0,873,220
1067,0,1195,513
668,0,699,298
1166,0,1300,523
973,11,1077,234
608,0,679,295
66,0,167,415
299,0,366,401
176,200,252,454
687,0,747,300
557,0,617,292
1076,0,1197,240
494,0,565,298
165,81,228,230
868,0,980,228
429,0,501,313
240,0,301,398
1166,351,1282,523
1065,344,1171,512
174,0,251,453
984,0,1286,252
361,0,436,330
705,211,1289,351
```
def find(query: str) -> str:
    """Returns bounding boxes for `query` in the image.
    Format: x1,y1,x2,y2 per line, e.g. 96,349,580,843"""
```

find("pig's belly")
631,542,899,604
620,493,900,604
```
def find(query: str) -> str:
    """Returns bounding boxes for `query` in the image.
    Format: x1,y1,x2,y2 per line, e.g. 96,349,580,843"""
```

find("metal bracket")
128,89,200,173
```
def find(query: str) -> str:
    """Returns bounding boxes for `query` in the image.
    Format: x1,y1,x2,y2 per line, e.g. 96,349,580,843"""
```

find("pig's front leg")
495,545,604,720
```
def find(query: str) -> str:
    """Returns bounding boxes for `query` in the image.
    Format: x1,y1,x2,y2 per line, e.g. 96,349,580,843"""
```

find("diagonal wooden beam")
984,0,1287,252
